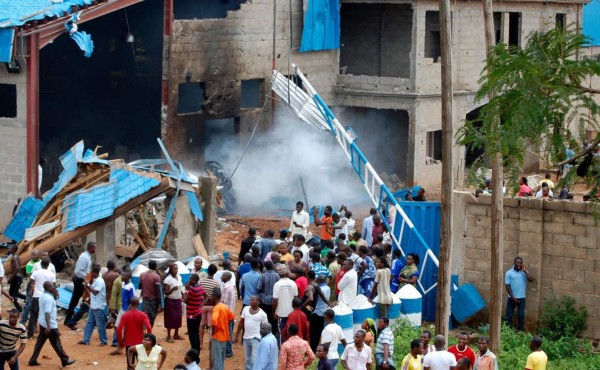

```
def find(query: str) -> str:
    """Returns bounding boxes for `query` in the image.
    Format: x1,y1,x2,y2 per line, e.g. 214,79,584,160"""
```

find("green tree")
458,26,600,192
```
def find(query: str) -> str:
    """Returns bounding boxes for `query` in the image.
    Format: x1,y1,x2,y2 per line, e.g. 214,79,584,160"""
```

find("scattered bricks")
542,221,564,234
552,279,574,292
575,235,597,249
574,213,597,226
554,233,575,247
564,202,588,213
564,247,587,260
551,211,574,224
564,224,586,236
562,269,585,282
573,282,595,294
584,271,600,283
543,244,565,257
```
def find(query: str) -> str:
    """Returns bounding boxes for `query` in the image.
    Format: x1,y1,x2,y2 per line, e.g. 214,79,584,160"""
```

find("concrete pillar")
171,193,197,259
96,221,116,266
199,176,217,255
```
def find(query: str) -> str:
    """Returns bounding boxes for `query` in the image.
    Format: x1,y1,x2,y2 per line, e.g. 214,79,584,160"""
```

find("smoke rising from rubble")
204,110,371,216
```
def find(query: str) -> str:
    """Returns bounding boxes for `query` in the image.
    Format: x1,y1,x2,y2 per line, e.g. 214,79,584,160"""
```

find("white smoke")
205,108,372,215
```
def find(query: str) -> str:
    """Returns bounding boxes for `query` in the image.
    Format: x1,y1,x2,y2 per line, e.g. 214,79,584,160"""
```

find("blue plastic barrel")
397,284,422,327
333,303,354,354
451,283,486,323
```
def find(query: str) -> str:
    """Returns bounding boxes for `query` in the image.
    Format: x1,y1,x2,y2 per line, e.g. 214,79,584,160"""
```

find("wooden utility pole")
435,0,454,341
482,0,504,353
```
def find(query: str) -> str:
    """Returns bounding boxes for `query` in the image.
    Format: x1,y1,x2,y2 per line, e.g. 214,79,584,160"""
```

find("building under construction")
0,0,589,232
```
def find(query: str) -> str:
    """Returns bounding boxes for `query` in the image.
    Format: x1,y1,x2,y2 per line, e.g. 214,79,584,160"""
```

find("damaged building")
0,0,588,231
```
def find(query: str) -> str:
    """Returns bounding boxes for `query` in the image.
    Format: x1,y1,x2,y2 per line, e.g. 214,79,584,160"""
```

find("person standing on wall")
64,242,95,326
505,256,534,331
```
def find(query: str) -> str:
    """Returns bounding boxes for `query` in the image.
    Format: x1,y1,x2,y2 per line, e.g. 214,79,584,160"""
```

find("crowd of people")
0,200,548,370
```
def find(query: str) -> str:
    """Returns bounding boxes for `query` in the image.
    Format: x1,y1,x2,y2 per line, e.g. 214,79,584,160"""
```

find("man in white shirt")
291,234,311,264
272,265,298,345
341,330,372,370
290,201,310,238
337,260,358,306
32,252,56,275
27,258,56,339
361,208,377,247
423,334,458,370
79,264,107,345
320,309,347,368
65,242,95,325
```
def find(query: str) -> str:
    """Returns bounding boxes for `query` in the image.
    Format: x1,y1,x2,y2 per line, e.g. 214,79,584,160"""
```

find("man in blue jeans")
505,256,534,331
78,264,107,345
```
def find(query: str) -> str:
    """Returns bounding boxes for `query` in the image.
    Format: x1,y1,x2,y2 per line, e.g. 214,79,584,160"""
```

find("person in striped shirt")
184,274,207,355
0,309,27,370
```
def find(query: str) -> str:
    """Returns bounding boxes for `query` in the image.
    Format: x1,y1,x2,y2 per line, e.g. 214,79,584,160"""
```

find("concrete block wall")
452,191,600,338
0,63,27,230
163,0,338,160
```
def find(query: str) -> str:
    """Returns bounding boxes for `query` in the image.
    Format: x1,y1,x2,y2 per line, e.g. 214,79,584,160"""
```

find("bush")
392,319,424,363
538,295,588,340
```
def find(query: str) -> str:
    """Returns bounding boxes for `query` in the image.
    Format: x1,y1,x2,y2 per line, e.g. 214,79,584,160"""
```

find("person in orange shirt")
210,287,235,370
314,206,334,248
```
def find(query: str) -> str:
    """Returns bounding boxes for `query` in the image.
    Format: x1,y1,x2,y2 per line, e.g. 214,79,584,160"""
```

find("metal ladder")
272,65,440,295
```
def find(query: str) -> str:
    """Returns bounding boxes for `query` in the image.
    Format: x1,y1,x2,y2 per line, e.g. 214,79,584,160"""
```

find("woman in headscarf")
398,253,420,287
163,263,184,343
127,333,167,370
361,318,377,346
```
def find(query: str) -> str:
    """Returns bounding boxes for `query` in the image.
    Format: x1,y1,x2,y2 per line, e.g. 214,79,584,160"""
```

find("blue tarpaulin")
299,0,340,52
0,28,14,63
584,0,600,46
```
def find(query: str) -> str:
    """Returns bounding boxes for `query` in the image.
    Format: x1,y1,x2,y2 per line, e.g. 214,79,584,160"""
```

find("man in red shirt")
282,297,309,341
448,331,475,368
115,296,152,368
139,260,162,327
211,288,234,370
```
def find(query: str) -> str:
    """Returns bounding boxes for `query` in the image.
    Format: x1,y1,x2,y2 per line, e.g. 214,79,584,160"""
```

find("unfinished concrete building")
162,0,584,192
0,0,586,229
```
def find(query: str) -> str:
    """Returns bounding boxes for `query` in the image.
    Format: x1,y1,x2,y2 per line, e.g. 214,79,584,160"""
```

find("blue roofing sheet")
41,141,84,206
109,168,161,208
3,195,44,241
0,28,14,63
184,190,203,221
62,181,116,232
0,0,95,29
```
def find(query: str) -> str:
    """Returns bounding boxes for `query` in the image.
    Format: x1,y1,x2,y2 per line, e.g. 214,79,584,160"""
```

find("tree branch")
555,135,600,166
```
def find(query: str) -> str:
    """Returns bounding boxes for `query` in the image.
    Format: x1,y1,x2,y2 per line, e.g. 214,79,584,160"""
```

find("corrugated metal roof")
584,0,600,46
0,0,95,29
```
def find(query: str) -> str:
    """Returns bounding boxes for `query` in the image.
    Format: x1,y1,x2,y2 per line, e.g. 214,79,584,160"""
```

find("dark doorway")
336,107,410,181
39,0,163,190
465,106,486,167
